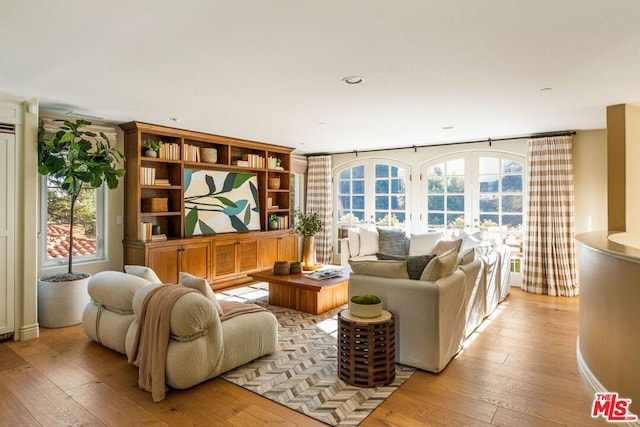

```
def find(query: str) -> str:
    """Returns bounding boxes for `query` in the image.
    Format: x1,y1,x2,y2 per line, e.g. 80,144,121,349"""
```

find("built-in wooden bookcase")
120,121,297,287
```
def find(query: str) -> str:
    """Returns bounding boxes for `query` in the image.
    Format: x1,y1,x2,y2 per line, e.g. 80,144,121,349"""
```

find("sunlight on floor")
456,300,509,358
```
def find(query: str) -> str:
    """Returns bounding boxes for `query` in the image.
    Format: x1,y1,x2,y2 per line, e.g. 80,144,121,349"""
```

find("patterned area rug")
219,284,415,426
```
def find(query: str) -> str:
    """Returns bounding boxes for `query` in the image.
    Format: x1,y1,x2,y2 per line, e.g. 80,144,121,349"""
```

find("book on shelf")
241,153,265,168
140,167,156,185
154,178,171,186
159,142,180,160
305,268,343,280
182,144,201,162
150,233,167,242
233,160,249,167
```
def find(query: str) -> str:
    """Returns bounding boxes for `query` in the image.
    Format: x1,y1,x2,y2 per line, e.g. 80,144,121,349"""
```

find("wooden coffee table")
249,269,349,314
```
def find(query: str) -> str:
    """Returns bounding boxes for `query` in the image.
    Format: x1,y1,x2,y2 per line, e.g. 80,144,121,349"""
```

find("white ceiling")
3,1,640,153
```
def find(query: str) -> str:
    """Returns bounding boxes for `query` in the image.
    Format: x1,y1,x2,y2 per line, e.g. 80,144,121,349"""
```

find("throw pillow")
124,265,163,284
358,227,380,256
179,272,224,315
376,253,435,280
349,260,410,279
347,227,361,257
420,248,459,281
377,227,409,257
431,239,462,256
409,231,443,256
457,247,476,265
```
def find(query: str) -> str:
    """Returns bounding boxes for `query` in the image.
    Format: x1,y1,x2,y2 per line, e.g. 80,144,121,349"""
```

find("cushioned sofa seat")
125,283,278,390
349,260,481,373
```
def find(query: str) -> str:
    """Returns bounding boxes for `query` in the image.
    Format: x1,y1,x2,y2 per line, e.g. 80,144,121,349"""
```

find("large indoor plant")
37,119,125,327
293,210,324,269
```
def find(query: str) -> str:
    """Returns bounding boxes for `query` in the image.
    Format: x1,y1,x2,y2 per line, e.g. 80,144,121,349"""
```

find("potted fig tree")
37,119,125,328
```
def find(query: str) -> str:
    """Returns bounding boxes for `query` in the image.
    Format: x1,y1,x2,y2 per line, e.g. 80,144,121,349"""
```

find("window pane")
446,159,465,175
447,213,464,227
502,214,523,227
428,212,444,226
502,175,522,192
46,177,98,260
391,195,405,210
479,157,500,174
447,176,464,193
395,212,406,223
352,196,365,209
391,166,399,178
428,195,444,210
502,195,522,212
480,175,499,192
480,215,499,227
428,164,444,176
339,196,350,209
375,179,389,193
352,165,364,179
391,179,405,194
354,211,365,221
352,180,365,194
503,160,523,173
375,164,389,177
376,196,389,210
479,194,499,212
446,195,465,211
339,180,350,194
339,169,350,180
428,177,444,193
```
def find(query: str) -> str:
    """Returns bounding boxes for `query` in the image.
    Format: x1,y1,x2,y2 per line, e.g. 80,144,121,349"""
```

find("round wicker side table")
337,309,396,387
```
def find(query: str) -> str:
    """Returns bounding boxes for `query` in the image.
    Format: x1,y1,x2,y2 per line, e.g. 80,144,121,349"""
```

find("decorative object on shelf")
269,214,279,230
276,158,282,167
293,210,324,269
143,139,162,157
289,261,302,274
201,147,218,164
184,169,261,235
37,119,125,327
142,197,168,212
349,294,383,318
274,261,291,275
268,176,281,189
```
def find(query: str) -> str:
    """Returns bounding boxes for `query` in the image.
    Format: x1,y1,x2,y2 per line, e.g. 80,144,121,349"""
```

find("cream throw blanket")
128,284,197,402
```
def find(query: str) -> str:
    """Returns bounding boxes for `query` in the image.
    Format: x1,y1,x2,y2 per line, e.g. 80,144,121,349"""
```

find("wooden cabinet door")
237,237,259,274
148,244,180,284
279,234,298,262
180,241,210,281
213,240,236,278
260,235,280,269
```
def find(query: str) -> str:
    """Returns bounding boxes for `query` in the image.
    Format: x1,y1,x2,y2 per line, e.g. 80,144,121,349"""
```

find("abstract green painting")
184,169,260,235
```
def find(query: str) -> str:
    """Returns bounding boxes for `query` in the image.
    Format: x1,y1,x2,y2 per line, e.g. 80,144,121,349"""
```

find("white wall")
573,130,608,234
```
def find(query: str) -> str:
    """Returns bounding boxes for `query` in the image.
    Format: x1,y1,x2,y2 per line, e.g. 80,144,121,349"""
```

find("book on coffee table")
305,268,343,280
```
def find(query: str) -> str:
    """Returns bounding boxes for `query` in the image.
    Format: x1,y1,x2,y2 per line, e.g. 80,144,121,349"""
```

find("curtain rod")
304,130,577,157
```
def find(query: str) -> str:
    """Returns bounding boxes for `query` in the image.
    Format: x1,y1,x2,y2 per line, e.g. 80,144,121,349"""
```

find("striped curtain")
306,156,333,264
522,136,578,296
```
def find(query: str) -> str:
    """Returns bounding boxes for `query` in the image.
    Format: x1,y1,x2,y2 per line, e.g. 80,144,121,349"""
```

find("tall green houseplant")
293,210,324,268
38,119,125,278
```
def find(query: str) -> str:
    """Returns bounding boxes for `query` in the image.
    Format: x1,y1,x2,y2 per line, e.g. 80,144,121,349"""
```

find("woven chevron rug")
218,284,415,426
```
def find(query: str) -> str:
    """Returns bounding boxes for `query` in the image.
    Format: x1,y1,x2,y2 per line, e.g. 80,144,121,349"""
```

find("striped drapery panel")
522,136,578,296
306,156,333,264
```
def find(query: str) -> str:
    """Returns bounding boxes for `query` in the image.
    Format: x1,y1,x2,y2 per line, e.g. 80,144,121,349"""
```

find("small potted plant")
349,294,383,318
293,210,324,268
143,139,163,157
269,214,279,230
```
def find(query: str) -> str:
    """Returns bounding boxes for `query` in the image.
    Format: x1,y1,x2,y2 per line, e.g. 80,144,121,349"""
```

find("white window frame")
40,175,107,267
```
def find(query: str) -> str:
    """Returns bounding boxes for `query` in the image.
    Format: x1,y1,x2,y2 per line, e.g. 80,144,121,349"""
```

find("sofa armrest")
348,270,466,372
338,237,351,266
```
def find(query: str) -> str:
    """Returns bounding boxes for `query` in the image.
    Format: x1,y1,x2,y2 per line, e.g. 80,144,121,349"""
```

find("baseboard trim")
18,323,39,341
576,337,640,426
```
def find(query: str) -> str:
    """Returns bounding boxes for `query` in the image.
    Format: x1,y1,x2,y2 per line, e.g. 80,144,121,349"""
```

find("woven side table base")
337,309,396,387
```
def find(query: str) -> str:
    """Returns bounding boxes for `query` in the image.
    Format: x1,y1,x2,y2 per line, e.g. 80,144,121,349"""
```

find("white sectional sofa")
343,226,512,372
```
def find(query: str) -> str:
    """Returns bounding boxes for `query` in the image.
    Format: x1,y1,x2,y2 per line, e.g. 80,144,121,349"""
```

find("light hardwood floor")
0,288,605,426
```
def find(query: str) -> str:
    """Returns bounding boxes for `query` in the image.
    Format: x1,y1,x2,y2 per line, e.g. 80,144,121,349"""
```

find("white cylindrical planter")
38,275,91,328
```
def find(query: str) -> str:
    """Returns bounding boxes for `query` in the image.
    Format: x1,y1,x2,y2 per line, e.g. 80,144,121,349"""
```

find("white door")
0,132,15,336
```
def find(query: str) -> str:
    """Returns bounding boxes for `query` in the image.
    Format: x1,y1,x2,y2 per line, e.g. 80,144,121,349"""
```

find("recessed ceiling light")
442,126,454,130
318,122,326,126
342,76,364,85
169,117,180,122
540,87,552,92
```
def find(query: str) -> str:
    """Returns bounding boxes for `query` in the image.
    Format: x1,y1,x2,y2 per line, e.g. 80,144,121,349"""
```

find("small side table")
337,309,396,387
